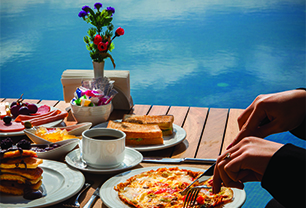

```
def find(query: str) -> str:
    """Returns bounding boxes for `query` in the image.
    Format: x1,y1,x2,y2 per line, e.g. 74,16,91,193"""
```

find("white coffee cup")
81,128,126,168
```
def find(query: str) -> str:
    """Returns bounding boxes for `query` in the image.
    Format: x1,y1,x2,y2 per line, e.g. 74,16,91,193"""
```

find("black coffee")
91,135,119,140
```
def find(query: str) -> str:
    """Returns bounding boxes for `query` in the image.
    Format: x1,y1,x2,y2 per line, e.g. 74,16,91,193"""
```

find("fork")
63,182,91,208
180,163,215,196
183,185,212,208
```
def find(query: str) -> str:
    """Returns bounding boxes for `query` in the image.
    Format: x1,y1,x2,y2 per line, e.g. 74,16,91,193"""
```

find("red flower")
115,27,125,36
98,42,108,51
94,35,102,45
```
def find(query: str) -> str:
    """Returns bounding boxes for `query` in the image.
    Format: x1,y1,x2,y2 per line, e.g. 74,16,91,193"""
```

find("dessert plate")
100,166,246,208
65,147,143,174
0,159,85,208
0,104,64,137
93,121,187,152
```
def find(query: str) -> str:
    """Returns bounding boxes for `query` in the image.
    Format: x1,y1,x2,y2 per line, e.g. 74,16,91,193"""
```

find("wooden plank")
221,108,244,154
172,107,209,158
39,100,59,107
129,104,151,115
22,99,41,104
2,98,18,104
168,106,189,127
147,105,169,115
140,105,170,157
144,106,188,158
197,108,228,159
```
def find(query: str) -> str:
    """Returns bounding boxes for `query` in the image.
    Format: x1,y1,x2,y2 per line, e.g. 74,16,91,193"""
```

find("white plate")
65,147,143,174
93,121,187,152
101,166,246,208
0,104,64,137
0,159,85,208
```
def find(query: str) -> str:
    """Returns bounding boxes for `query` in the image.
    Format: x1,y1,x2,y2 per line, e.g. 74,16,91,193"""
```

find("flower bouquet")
78,2,124,69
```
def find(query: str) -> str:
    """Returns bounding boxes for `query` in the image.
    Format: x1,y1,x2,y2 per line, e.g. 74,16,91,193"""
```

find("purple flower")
106,7,115,14
94,3,102,9
78,10,87,18
82,5,91,12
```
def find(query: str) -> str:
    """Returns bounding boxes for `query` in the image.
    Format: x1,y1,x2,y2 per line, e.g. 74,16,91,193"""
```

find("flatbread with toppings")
114,167,233,208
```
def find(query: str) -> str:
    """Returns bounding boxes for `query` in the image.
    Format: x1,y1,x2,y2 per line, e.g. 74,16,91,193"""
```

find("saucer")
65,147,143,174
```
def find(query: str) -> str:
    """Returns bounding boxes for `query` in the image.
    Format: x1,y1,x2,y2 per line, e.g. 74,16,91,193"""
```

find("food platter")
100,166,246,208
0,104,64,137
93,121,187,152
65,147,143,174
0,159,85,208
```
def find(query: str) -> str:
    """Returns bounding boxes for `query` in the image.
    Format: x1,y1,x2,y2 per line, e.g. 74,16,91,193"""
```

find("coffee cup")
81,128,126,168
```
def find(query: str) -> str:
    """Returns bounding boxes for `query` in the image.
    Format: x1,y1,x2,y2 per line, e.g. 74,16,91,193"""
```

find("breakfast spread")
0,138,44,199
107,120,164,146
114,167,233,208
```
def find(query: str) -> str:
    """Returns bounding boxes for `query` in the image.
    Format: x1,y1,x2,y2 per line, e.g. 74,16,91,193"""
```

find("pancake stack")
0,138,43,198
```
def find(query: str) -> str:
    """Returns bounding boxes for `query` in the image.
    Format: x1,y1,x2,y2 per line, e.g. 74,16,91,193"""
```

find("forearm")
261,144,306,208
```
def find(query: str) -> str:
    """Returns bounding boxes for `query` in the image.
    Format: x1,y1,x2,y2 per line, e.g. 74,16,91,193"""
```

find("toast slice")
122,115,174,136
107,120,163,146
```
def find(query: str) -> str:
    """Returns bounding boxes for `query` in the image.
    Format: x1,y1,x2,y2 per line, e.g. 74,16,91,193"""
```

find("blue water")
1,1,305,207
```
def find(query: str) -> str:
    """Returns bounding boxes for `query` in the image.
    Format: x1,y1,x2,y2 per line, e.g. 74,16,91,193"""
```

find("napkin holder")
61,69,133,110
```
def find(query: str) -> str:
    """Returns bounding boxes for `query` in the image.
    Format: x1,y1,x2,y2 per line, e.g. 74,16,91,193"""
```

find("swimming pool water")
1,0,305,109
1,1,305,207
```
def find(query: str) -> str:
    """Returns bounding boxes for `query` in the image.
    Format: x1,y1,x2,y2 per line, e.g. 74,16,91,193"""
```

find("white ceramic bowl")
32,139,79,160
70,101,113,126
24,122,92,144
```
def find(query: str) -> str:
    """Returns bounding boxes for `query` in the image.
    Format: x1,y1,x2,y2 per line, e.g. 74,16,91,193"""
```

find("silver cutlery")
180,163,215,195
142,157,216,164
183,185,212,208
63,182,91,208
83,186,100,208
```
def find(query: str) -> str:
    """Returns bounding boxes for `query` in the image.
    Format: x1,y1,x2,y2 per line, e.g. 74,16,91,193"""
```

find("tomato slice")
196,195,205,205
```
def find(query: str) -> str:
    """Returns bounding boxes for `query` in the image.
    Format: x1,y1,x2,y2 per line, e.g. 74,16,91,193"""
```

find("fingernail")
226,143,233,150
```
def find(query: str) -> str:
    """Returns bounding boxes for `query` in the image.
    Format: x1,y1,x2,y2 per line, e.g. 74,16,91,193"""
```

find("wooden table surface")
0,98,244,208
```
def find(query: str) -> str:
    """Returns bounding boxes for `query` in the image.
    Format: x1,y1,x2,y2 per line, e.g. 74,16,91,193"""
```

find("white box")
61,70,133,110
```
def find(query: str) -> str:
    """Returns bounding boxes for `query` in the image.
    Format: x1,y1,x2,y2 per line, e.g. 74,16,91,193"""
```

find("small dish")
32,139,79,160
24,122,92,144
65,148,143,174
70,100,113,126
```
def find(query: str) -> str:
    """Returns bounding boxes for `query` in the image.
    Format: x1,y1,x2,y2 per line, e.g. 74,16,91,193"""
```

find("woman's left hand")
212,137,283,194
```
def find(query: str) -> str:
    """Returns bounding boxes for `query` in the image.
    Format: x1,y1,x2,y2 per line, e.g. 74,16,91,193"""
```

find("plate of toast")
93,114,187,152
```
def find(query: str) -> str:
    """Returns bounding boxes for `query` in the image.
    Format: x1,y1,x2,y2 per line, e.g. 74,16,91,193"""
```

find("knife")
180,163,216,195
83,187,100,208
142,157,216,164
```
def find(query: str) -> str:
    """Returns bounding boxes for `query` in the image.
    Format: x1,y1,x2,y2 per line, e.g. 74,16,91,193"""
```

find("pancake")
0,180,42,195
0,167,43,180
0,157,43,169
0,173,42,184
0,149,37,160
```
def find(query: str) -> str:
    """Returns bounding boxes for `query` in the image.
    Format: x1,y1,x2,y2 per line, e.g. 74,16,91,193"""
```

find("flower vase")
93,61,105,78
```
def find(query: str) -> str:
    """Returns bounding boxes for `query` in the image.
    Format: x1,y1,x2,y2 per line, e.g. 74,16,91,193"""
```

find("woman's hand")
213,137,283,193
228,89,306,149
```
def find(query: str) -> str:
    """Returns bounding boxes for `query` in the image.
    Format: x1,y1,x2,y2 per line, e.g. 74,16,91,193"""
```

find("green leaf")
108,42,115,52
